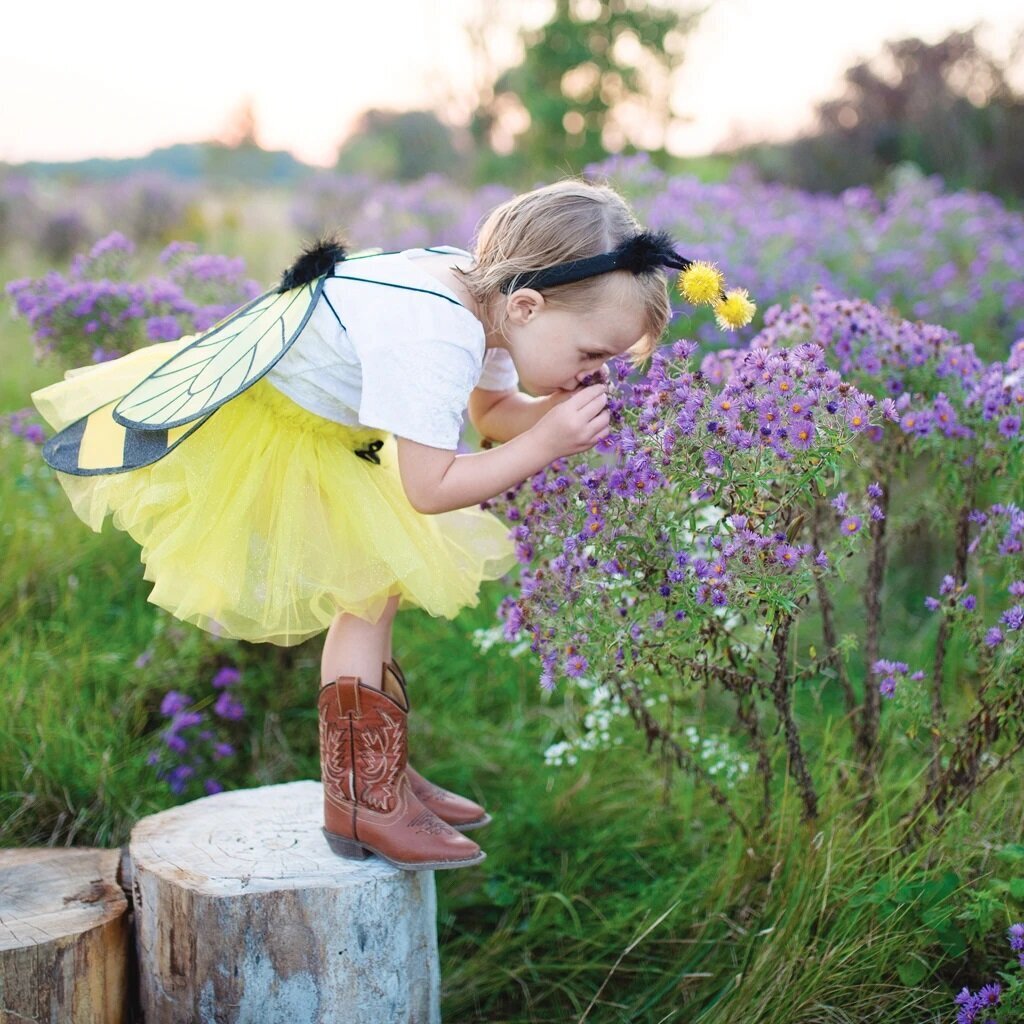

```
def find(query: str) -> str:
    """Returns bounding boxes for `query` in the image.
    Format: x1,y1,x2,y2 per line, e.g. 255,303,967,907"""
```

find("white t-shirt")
264,246,519,450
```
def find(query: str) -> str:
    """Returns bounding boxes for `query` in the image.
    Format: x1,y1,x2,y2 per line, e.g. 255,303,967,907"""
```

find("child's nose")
577,365,607,385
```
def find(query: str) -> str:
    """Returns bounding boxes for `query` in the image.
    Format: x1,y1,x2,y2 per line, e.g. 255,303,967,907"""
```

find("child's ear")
507,288,544,324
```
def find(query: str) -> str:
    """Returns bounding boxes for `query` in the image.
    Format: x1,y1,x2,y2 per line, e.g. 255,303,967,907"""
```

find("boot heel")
323,828,371,860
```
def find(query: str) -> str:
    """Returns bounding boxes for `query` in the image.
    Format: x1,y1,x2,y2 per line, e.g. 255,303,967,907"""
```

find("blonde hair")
454,177,670,371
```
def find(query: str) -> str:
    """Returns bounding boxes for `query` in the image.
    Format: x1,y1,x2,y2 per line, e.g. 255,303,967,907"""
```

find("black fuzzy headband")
498,230,708,296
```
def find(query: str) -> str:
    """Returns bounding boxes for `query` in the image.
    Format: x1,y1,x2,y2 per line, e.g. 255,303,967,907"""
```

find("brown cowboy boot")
318,674,485,870
384,659,492,831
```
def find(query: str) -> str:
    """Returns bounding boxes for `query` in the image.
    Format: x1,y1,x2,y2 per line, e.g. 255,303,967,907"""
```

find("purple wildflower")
774,543,800,567
160,690,191,716
1000,605,1023,630
163,730,188,754
840,515,862,535
167,764,194,795
998,414,1020,437
171,710,203,730
213,691,245,721
212,666,241,689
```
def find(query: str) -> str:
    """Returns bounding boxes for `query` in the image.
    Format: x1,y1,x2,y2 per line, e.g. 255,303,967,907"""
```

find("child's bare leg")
321,593,401,691
383,591,398,663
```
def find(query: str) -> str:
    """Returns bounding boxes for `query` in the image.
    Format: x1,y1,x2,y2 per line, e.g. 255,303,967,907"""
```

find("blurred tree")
204,97,290,183
334,109,465,181
741,24,1024,199
220,98,261,149
465,0,705,184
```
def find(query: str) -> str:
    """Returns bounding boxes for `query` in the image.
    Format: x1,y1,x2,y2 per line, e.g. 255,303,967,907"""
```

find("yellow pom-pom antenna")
712,288,757,331
678,261,724,305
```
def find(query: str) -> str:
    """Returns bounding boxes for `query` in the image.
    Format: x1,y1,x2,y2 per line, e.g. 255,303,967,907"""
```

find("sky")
1,0,1021,167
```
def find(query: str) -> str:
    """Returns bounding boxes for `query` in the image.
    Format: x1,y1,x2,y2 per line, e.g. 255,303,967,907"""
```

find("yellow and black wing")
111,277,326,430
39,273,329,476
41,400,214,476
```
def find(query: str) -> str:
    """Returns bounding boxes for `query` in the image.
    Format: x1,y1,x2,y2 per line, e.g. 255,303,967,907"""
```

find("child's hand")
544,367,610,409
530,382,609,461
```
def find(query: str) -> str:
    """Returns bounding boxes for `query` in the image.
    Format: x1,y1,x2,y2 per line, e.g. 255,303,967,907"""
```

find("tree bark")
0,847,131,1023
130,780,441,1024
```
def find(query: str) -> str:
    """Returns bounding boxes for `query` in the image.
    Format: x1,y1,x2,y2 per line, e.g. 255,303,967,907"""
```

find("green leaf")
932,870,960,898
872,877,894,900
935,925,967,958
895,880,926,903
878,900,901,921
896,959,928,986
921,905,953,929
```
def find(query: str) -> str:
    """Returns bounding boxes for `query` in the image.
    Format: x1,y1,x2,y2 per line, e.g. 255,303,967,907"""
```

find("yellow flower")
678,261,724,305
712,288,756,331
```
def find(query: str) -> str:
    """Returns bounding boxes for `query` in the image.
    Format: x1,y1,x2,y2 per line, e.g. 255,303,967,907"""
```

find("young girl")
29,177,751,872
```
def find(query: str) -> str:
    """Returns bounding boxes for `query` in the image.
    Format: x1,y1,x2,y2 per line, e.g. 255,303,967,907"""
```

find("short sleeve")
358,334,480,450
476,347,520,391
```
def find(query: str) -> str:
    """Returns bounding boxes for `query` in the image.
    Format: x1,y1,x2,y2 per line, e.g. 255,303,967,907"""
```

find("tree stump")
0,847,131,1023
129,779,441,1024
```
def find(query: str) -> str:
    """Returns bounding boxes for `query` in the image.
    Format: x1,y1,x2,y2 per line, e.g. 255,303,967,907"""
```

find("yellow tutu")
30,339,519,646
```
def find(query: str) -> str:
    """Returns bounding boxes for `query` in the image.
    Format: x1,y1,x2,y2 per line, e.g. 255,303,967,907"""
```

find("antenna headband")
496,228,756,332
498,230,694,294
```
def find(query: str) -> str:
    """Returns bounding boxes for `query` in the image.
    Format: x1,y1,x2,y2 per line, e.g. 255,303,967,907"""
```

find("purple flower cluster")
5,409,45,446
1,170,198,257
492,280,1023,692
289,171,513,253
746,289,1024,457
5,232,262,367
922,508,1024,654
955,982,1002,1024
871,659,926,698
88,172,198,247
953,922,1024,1023
491,320,885,691
829,488,884,535
146,663,245,796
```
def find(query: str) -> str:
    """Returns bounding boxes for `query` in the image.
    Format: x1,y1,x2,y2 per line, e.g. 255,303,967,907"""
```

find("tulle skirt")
30,338,519,646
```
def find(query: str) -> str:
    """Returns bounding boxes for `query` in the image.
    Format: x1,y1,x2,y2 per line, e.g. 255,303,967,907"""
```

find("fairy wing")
41,399,215,476
112,277,326,430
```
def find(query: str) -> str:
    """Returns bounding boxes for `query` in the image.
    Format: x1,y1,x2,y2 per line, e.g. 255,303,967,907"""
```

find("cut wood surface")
0,847,131,1023
130,779,440,1024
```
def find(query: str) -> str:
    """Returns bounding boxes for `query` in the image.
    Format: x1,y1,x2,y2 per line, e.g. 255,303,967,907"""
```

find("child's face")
502,289,646,397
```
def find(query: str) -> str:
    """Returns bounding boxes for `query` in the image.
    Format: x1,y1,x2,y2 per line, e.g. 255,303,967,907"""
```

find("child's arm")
470,369,611,444
397,383,609,515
